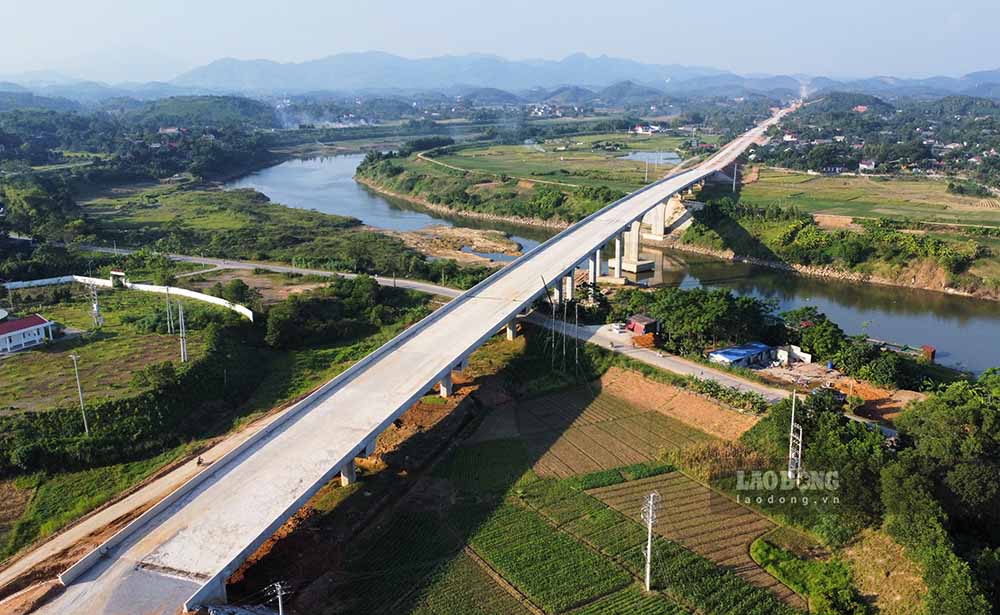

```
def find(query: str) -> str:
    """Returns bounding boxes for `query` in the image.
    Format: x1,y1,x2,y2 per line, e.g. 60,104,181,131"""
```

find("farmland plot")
521,476,803,614
515,388,714,478
589,473,803,608
409,552,535,615
469,503,631,614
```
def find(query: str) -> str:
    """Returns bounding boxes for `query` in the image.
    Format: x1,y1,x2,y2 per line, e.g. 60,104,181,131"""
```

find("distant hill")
662,74,800,98
172,51,725,93
6,52,1000,105
457,87,522,105
596,81,664,105
125,96,279,129
0,92,81,113
801,92,895,116
543,86,596,105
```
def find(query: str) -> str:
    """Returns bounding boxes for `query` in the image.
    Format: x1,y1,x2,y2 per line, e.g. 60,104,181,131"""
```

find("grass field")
741,168,1000,227
432,132,690,192
0,444,194,559
0,290,212,413
81,184,356,233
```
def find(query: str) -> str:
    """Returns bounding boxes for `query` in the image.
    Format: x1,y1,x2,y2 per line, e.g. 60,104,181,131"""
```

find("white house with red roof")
0,314,55,353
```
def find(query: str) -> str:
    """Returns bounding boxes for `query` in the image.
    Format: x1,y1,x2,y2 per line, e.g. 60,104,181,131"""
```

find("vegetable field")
589,473,803,608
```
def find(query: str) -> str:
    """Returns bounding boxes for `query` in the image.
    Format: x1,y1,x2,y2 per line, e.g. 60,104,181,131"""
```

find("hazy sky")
3,0,997,83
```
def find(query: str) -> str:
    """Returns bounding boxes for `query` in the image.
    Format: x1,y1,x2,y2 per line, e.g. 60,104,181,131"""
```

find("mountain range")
3,52,1000,106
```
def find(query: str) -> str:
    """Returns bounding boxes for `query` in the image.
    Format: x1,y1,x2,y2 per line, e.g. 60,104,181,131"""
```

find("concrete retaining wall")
2,276,252,321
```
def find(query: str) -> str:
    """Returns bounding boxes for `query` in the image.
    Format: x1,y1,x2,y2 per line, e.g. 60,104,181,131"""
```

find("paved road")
81,248,462,298
528,314,789,402
37,106,793,614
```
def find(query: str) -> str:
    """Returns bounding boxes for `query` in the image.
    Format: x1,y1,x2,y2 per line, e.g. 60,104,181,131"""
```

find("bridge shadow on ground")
225,326,804,615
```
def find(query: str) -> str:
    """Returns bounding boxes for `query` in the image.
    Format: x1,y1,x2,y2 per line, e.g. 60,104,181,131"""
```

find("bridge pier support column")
613,234,623,278
340,459,356,487
505,320,517,341
650,201,667,240
440,373,453,398
588,251,599,299
456,357,469,372
562,274,575,302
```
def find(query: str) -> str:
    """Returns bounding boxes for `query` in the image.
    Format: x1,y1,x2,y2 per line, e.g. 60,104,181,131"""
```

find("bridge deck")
39,108,787,614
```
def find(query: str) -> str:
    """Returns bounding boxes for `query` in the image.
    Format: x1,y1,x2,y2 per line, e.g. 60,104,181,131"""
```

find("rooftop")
0,314,49,336
709,342,772,362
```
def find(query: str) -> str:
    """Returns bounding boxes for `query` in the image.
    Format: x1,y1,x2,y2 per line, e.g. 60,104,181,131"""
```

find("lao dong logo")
734,470,840,507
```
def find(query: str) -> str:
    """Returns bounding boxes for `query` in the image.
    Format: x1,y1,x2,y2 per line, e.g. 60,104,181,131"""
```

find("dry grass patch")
600,367,759,440
667,440,769,483
842,528,926,615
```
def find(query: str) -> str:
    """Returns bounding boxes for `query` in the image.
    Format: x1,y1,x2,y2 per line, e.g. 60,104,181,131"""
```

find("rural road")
527,313,790,403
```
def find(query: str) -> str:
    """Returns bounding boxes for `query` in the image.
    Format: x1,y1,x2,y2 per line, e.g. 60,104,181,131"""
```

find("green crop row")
523,477,802,615
469,503,631,614
568,585,688,615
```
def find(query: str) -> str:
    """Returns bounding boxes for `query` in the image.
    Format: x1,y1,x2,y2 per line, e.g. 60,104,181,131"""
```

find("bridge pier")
641,201,668,241
621,220,654,273
340,459,356,487
588,248,602,298
562,274,575,302
505,320,517,341
439,372,453,398
456,357,469,372
612,233,623,279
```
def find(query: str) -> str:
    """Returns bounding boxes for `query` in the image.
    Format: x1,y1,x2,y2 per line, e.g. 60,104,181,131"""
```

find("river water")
225,155,999,374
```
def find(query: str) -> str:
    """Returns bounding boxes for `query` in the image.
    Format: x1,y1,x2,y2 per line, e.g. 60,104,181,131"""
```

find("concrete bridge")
38,105,792,614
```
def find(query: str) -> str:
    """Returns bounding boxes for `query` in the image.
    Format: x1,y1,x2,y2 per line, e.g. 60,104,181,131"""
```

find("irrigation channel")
225,154,1000,374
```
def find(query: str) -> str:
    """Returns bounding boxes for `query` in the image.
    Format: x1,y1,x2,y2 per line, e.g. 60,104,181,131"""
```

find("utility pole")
574,302,580,376
550,296,557,370
89,285,104,329
165,290,174,334
70,354,90,436
178,303,188,363
787,387,803,486
266,582,287,615
641,491,660,592
561,298,568,372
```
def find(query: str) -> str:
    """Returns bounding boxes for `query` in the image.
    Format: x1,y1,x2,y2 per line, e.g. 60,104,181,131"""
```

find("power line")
165,289,174,335
561,297,568,373
69,354,90,437
178,302,188,363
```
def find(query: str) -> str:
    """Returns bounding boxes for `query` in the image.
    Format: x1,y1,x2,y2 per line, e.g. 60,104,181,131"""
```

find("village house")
0,314,55,353
859,159,877,172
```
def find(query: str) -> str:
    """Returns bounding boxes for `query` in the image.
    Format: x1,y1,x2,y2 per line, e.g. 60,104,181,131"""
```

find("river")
225,155,999,374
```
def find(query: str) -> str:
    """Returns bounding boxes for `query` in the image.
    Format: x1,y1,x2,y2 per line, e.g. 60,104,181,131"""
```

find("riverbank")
356,174,1000,302
354,175,572,231
659,238,1000,303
